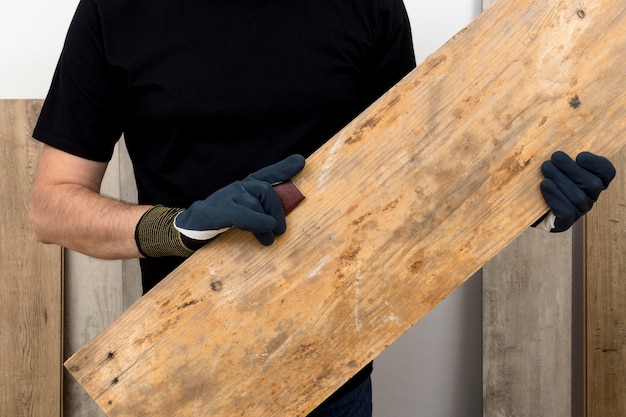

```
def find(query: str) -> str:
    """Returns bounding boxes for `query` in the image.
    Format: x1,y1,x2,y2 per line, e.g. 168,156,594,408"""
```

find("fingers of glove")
227,190,280,233
238,179,287,235
176,198,275,234
575,152,616,188
540,179,580,232
249,154,306,185
553,216,577,233
174,183,273,231
547,151,606,201
253,231,276,246
541,159,595,212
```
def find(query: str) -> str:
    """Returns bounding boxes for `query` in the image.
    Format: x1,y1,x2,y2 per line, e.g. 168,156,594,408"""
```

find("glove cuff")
135,205,199,258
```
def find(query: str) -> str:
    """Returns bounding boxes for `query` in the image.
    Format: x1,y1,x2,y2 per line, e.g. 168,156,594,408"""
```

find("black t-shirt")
34,0,415,289
34,0,416,398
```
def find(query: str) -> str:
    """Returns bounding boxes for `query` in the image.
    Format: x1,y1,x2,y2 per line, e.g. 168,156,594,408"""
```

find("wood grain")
483,228,572,417
0,100,63,417
585,146,626,417
65,0,626,415
480,2,574,416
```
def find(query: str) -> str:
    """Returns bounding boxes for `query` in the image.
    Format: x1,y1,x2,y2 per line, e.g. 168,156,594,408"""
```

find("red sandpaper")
273,180,305,215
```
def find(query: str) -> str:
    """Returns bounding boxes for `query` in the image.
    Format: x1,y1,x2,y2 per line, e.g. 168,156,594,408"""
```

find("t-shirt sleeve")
368,0,416,98
33,0,125,162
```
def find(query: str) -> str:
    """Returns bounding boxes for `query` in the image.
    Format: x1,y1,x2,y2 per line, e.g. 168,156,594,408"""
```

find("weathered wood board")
65,0,626,415
483,228,572,417
0,100,63,417
585,146,626,417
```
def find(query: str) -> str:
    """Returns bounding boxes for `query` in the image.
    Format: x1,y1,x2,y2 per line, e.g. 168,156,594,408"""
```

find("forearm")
30,146,305,259
30,181,152,259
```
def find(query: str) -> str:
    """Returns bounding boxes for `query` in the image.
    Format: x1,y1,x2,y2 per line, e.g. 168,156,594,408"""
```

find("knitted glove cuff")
135,205,196,258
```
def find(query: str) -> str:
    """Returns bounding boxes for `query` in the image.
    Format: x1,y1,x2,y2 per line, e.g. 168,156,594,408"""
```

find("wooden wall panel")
63,139,141,417
585,146,626,417
0,100,63,417
483,228,572,417
118,138,142,310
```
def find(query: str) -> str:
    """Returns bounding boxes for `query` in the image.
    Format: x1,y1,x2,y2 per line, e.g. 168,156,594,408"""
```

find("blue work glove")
174,154,305,245
539,151,615,232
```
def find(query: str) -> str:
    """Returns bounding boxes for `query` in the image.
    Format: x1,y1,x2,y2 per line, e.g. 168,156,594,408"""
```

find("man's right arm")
30,145,307,260
29,144,152,259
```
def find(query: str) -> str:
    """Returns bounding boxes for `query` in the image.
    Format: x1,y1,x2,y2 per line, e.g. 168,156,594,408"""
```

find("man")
29,0,614,415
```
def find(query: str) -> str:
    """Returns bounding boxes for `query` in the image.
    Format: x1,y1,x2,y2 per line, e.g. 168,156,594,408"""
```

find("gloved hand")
175,154,305,245
539,151,616,232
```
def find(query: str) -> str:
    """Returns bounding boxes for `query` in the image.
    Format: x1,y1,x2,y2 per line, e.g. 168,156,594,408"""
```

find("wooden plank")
63,251,122,417
585,146,626,417
481,1,574,414
483,0,497,10
483,228,572,417
0,100,63,417
65,0,626,415
63,139,142,417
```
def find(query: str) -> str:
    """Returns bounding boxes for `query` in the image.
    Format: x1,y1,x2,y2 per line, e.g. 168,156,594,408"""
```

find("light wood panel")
65,0,626,415
483,228,572,417
585,146,626,417
63,139,141,417
0,100,63,417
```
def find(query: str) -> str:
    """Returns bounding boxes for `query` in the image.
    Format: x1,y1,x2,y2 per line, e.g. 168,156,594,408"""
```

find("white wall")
0,0,79,98
1,0,484,415
2,0,483,99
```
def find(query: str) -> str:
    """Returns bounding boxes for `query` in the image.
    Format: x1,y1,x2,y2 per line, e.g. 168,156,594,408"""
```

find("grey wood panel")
64,138,141,417
483,228,572,417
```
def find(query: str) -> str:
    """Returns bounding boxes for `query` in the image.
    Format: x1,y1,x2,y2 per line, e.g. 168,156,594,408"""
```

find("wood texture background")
585,146,626,417
64,0,626,415
483,228,572,416
0,100,63,417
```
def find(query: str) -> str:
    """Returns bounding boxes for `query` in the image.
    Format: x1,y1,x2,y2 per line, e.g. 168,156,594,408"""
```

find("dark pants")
306,376,372,417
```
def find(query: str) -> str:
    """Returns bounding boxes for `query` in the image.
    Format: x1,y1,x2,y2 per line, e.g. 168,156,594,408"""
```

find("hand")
539,151,615,232
175,154,305,245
